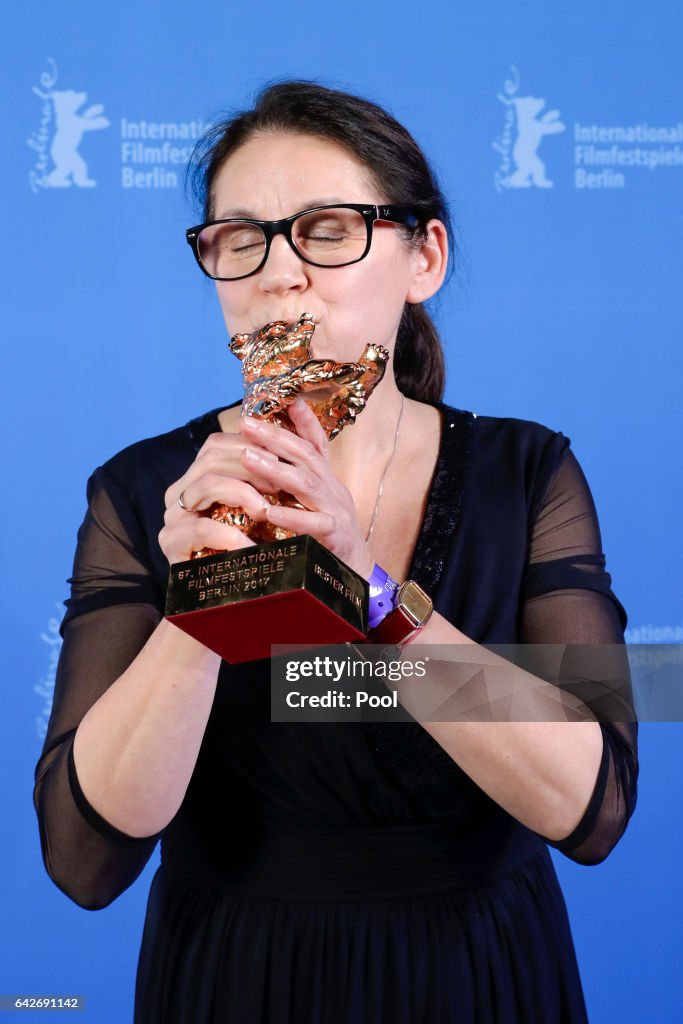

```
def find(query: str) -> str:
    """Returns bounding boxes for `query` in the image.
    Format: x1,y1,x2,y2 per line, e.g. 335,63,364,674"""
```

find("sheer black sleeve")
33,465,166,910
520,443,639,866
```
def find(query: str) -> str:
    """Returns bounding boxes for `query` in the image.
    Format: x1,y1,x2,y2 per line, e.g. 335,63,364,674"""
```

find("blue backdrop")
1,1,681,1020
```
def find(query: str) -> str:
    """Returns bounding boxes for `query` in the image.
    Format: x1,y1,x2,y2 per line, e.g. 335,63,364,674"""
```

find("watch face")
399,581,433,626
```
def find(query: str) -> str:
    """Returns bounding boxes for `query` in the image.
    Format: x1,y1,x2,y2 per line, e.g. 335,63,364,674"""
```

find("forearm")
73,618,222,838
400,612,604,841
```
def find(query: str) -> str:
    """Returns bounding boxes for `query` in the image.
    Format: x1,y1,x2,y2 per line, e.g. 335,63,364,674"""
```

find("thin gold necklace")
364,394,405,544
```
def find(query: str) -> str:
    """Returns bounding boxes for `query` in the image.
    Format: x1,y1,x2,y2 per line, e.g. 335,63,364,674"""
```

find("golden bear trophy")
165,313,388,663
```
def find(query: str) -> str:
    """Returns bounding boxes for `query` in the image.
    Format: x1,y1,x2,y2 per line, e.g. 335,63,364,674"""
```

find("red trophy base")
165,535,368,664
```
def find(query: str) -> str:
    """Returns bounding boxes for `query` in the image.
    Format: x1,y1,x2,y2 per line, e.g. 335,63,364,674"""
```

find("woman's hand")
159,429,277,564
239,398,375,581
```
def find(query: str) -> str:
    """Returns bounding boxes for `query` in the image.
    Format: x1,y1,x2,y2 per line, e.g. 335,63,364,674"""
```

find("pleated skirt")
134,821,588,1023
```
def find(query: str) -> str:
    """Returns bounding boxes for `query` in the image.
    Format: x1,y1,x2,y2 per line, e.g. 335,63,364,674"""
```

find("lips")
254,312,321,328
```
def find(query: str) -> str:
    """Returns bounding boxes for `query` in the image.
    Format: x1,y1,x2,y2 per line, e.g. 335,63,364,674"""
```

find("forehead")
211,132,379,219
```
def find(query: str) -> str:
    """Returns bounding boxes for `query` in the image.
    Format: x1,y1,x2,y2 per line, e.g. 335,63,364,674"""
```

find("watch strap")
367,563,399,629
366,580,433,647
367,605,422,646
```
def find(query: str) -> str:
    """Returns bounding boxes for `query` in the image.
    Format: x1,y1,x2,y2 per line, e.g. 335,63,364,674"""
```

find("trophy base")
165,535,368,664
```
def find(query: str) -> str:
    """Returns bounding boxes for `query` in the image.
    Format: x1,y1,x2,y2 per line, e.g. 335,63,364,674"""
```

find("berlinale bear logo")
28,58,110,191
493,66,566,192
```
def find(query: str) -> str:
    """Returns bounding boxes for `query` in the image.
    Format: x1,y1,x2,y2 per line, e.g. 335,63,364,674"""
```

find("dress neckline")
187,399,475,601
406,401,475,596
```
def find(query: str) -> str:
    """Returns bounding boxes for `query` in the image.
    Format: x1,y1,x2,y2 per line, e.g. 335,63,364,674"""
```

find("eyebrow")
214,198,352,220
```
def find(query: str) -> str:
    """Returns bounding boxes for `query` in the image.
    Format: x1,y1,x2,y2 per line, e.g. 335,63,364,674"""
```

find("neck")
328,377,405,478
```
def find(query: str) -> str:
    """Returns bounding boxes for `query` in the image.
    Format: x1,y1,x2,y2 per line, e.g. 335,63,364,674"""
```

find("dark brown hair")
187,81,457,402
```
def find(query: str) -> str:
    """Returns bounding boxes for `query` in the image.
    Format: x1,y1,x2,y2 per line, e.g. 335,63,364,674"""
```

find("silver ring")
178,490,194,512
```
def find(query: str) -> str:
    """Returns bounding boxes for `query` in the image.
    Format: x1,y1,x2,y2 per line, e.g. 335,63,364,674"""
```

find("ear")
405,219,449,304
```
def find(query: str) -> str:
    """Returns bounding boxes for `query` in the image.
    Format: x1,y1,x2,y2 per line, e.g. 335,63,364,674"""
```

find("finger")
195,430,279,465
163,444,244,511
237,447,281,493
193,447,279,492
241,414,323,472
265,503,336,538
194,431,244,463
175,474,269,519
165,448,276,518
286,398,329,457
242,449,326,510
159,516,255,564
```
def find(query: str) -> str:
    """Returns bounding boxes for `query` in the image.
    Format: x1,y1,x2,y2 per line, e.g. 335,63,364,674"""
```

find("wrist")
367,563,399,629
366,579,433,648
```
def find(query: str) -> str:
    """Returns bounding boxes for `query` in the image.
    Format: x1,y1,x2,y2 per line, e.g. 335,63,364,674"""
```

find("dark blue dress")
34,401,639,1023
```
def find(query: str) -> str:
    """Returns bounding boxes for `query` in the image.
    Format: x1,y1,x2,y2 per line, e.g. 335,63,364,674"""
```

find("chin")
312,347,357,364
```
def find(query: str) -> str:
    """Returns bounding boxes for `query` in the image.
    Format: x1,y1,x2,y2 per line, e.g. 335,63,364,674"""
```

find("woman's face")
209,131,438,363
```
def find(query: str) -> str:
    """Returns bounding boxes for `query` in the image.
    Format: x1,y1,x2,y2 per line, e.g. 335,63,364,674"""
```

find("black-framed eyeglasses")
185,203,420,281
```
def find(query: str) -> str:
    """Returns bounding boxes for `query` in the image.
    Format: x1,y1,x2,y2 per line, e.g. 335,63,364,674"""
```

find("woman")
33,81,638,1023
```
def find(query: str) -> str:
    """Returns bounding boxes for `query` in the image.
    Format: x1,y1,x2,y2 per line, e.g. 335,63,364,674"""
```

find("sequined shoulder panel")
408,403,476,597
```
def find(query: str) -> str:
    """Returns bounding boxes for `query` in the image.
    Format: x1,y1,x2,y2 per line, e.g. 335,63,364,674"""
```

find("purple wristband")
367,563,399,629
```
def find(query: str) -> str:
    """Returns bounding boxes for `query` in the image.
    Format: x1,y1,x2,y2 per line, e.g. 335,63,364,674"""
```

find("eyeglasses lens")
197,208,368,279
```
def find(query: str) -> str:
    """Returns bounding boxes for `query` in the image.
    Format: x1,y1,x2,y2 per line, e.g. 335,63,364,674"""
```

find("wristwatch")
366,580,433,647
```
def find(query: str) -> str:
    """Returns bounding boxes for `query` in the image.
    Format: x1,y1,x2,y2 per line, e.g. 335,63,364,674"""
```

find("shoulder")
93,404,231,502
439,401,570,459
474,408,567,448
438,402,573,515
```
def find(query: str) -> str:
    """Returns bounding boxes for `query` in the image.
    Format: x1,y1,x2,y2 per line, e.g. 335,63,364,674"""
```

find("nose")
257,232,308,295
